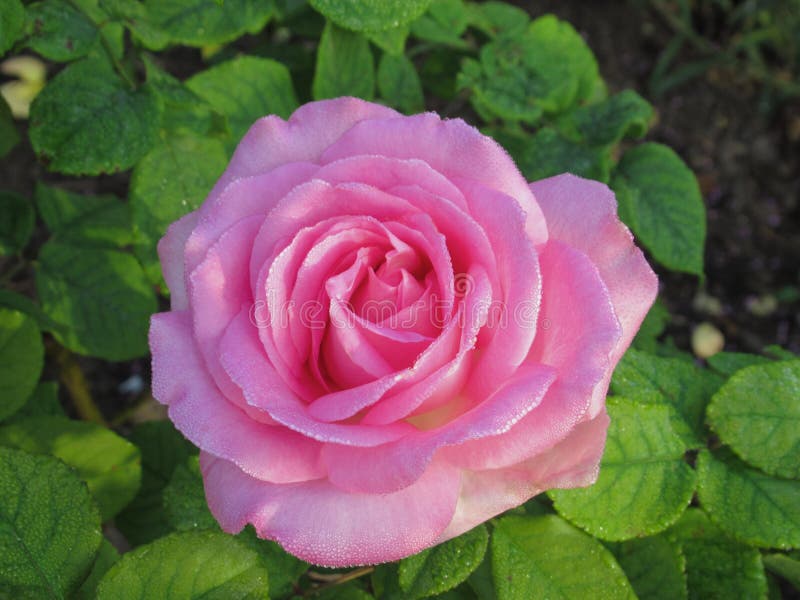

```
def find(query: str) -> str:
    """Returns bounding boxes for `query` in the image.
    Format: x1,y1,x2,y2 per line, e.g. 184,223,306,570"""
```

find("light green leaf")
609,535,688,600
0,95,19,157
130,133,228,286
36,240,157,360
0,308,43,422
75,538,119,600
377,53,424,113
612,142,705,275
313,21,374,100
666,508,767,600
610,347,722,447
163,455,217,532
558,90,653,147
399,524,488,599
410,0,469,48
7,381,64,422
706,360,800,479
465,1,529,38
26,0,99,61
0,416,141,520
0,0,25,56
187,55,298,142
96,530,270,599
550,398,696,540
491,514,636,599
29,58,160,175
309,0,431,32
366,24,407,55
116,420,197,546
697,449,800,549
0,447,102,598
35,183,132,247
0,191,34,256
763,553,800,589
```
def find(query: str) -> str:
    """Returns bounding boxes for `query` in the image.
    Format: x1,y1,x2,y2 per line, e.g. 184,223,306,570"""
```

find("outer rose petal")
157,210,199,310
200,452,461,567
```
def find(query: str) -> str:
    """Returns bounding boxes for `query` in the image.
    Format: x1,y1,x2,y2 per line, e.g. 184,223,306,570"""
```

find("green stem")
51,344,108,426
303,567,375,597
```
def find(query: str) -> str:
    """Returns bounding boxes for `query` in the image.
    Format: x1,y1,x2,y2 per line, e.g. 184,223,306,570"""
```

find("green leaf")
632,298,670,352
36,240,158,360
0,289,64,337
163,455,217,532
75,538,119,600
465,1,529,38
130,133,228,286
0,0,25,55
377,53,424,114
398,524,488,599
511,127,610,183
666,508,767,600
706,360,800,479
141,0,274,46
696,449,800,549
186,55,298,142
0,95,19,157
457,15,599,124
26,0,99,62
610,348,722,447
0,308,43,422
98,0,171,50
116,420,197,546
608,535,688,600
706,351,772,377
0,191,34,255
313,21,375,101
550,398,696,540
35,183,132,247
0,447,102,598
0,416,141,520
763,553,800,589
29,58,160,175
309,0,431,32
558,90,653,147
612,142,705,275
96,530,270,599
410,0,469,48
237,528,309,599
491,514,635,599
7,381,64,422
366,24,407,55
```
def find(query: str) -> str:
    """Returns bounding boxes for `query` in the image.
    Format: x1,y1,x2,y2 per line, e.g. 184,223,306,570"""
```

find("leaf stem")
304,566,375,596
51,343,108,426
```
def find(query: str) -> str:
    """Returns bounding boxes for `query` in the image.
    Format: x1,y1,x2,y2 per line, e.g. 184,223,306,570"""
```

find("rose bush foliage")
150,97,658,566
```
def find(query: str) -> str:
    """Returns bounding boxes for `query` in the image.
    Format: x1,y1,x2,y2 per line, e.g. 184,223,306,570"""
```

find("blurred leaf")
399,524,488,599
0,95,19,157
75,538,120,600
763,554,800,589
465,1,529,38
0,308,43,422
377,52,424,113
612,143,706,276
186,55,298,142
29,58,160,175
0,447,102,597
609,535,688,600
0,289,63,336
36,240,157,360
697,449,800,549
366,24,407,55
130,133,228,286
26,0,99,62
550,398,696,540
0,0,25,56
410,0,469,48
313,21,374,100
7,381,64,422
116,420,197,546
706,360,800,479
666,508,767,600
0,190,34,255
558,90,654,147
96,530,270,598
491,514,635,599
706,351,772,377
308,0,431,32
35,183,132,248
162,455,217,532
0,416,142,520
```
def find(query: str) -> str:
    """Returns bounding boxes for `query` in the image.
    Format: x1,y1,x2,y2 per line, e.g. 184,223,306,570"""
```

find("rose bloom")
150,97,657,566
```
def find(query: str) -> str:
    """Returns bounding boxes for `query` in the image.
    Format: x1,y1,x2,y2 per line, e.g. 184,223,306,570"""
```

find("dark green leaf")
26,0,99,62
98,0,171,50
7,381,64,422
36,240,158,360
696,449,800,549
398,525,488,599
550,398,696,540
609,535,688,600
75,538,119,600
514,127,611,183
0,416,141,520
491,514,635,599
29,58,160,175
706,351,772,377
313,21,374,100
0,289,63,336
237,527,309,599
410,0,469,48
0,447,102,598
309,0,431,32
186,55,298,142
0,0,25,56
96,530,270,598
0,191,34,255
612,142,706,275
706,360,800,479
0,95,19,157
0,308,43,422
377,53,424,113
558,90,653,147
163,455,217,532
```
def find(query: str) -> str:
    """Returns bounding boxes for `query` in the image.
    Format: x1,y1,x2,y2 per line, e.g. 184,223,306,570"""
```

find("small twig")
304,567,375,597
51,344,108,426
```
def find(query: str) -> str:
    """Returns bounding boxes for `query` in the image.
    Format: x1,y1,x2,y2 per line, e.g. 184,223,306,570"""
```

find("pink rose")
150,97,657,566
